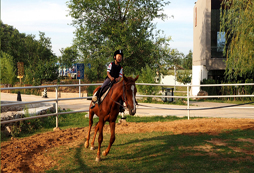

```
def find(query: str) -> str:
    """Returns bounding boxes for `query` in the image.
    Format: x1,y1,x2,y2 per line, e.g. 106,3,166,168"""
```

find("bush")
0,51,16,85
201,78,220,95
136,64,160,102
176,70,191,84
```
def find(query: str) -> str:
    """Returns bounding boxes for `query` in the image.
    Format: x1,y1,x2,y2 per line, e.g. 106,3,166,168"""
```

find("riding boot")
119,98,125,112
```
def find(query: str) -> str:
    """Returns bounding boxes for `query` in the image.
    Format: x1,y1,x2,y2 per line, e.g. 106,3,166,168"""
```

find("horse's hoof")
102,151,107,156
84,142,89,148
90,146,95,150
95,157,101,162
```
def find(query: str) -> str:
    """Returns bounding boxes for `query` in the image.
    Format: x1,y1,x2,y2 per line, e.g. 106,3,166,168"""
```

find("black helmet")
113,49,123,59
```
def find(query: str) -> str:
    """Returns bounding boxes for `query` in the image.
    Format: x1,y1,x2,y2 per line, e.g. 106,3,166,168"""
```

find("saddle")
92,81,125,112
93,86,111,104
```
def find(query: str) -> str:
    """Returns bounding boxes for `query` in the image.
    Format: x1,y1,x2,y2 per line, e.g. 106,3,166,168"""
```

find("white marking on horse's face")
131,85,136,111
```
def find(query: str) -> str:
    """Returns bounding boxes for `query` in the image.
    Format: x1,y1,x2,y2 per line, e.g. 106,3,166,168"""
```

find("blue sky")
1,0,196,56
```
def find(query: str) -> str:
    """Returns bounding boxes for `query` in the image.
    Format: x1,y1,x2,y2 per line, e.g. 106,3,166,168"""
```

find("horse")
85,74,139,162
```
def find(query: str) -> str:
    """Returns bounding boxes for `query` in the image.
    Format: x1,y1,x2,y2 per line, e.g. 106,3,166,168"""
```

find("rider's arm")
116,67,123,82
107,71,114,81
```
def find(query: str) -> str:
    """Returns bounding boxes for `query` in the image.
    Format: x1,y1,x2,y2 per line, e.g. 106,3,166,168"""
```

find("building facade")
192,0,226,96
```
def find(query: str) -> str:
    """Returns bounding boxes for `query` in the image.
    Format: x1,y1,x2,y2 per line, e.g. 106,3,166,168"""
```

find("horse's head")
122,74,139,115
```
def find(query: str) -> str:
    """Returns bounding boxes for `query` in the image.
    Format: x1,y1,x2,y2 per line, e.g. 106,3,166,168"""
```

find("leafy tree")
220,0,254,80
0,22,59,85
176,70,192,85
137,64,160,102
0,51,16,85
157,48,184,75
67,0,171,80
59,46,78,68
169,49,184,67
182,50,192,70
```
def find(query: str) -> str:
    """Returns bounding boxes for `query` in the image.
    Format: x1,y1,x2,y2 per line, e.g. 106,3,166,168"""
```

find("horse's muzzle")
128,106,136,115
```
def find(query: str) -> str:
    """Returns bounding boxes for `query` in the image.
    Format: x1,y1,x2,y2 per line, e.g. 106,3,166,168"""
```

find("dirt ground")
1,118,254,173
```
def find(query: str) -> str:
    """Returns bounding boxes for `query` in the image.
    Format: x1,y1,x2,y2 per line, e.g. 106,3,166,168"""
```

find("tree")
182,50,192,70
0,22,59,85
136,64,160,102
0,51,16,85
176,70,192,85
220,0,254,80
58,46,78,77
67,0,171,79
59,46,78,68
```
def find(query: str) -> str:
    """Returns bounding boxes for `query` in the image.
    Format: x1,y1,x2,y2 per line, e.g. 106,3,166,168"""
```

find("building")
192,0,226,96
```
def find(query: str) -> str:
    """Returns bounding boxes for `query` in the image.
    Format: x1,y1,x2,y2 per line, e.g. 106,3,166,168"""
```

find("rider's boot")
119,99,125,112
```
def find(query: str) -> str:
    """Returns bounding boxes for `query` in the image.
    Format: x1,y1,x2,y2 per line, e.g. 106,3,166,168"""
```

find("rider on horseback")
91,49,124,111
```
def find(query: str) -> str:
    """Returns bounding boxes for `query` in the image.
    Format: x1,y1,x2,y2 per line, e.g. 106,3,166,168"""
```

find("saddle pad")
93,87,111,103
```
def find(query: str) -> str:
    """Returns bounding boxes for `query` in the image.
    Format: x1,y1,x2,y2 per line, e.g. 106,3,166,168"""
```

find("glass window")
211,9,226,58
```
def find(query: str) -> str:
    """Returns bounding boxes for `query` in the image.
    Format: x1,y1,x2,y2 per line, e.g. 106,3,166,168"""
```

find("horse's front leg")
85,108,94,148
102,121,116,157
96,118,104,162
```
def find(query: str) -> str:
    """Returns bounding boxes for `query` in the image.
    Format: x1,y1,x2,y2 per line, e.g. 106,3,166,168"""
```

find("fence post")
79,79,81,98
187,84,190,120
55,86,59,129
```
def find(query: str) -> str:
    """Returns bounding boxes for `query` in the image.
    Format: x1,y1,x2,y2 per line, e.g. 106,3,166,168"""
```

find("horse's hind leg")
90,122,99,150
85,108,94,148
102,121,116,157
91,114,109,150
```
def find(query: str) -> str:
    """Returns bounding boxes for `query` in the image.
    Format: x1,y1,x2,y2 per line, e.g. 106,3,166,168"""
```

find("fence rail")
1,82,254,125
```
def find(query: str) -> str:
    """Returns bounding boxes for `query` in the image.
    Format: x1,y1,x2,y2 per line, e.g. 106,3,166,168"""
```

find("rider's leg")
119,98,125,112
91,78,111,109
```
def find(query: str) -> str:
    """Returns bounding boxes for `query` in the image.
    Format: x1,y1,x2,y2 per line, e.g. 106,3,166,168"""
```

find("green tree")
169,49,184,67
176,70,192,85
0,51,16,85
59,46,78,68
220,0,254,79
67,0,171,79
0,22,59,85
182,50,192,70
137,64,160,102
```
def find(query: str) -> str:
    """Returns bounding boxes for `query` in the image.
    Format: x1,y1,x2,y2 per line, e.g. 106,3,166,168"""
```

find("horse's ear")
123,74,128,82
134,75,139,81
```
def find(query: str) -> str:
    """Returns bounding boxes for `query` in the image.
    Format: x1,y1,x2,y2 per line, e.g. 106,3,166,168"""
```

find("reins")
109,80,128,109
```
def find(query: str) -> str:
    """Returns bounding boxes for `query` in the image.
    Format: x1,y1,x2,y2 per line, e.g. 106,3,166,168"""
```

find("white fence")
1,83,254,126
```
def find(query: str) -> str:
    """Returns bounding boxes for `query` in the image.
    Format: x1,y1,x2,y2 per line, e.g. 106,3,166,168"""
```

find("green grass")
1,110,89,141
1,112,190,142
45,129,254,173
3,112,254,172
193,98,254,105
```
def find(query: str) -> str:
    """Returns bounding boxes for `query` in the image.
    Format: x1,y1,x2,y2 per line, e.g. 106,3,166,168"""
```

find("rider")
91,49,123,109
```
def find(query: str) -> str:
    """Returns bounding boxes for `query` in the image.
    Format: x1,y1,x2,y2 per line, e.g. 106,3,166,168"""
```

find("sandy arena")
1,118,254,173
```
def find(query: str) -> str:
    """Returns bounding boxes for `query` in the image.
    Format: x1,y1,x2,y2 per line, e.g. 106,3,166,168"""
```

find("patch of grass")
194,99,254,105
1,110,89,141
122,115,196,123
2,112,194,142
45,129,254,173
137,98,187,105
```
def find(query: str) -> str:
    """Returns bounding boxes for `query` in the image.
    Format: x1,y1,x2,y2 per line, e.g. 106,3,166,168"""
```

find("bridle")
110,80,135,109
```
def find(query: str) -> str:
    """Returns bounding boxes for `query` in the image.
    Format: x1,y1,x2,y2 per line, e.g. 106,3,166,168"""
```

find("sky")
1,0,197,57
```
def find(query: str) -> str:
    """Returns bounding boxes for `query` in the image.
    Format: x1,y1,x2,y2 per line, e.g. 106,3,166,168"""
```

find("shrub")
136,64,160,102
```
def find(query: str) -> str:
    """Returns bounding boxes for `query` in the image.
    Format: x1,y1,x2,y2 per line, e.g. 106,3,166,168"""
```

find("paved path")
1,93,254,119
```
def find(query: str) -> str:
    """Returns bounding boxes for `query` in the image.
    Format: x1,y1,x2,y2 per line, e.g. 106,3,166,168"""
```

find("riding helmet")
113,49,123,59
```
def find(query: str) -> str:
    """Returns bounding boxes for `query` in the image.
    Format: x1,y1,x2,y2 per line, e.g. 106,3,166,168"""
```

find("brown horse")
85,74,139,161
